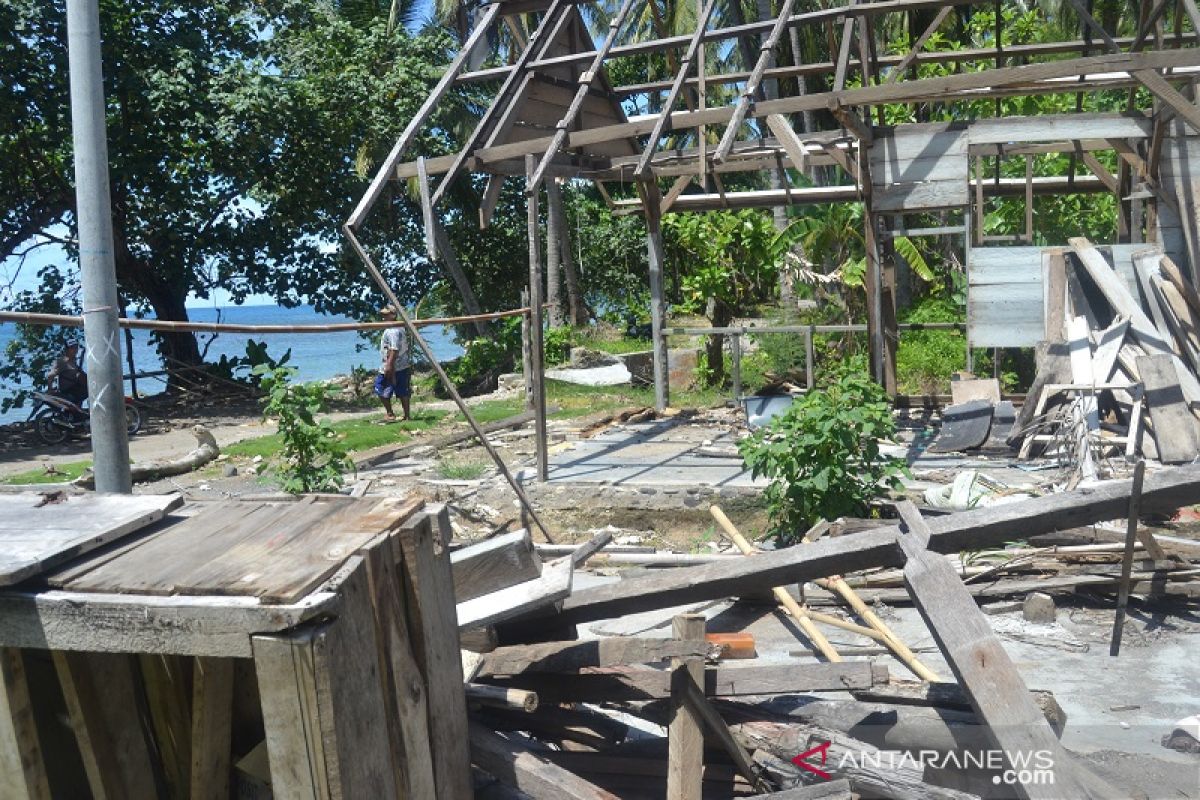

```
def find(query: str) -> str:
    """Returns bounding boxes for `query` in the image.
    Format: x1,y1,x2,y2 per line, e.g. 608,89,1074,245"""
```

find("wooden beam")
0,649,49,800
54,652,159,800
887,5,952,83
451,528,542,603
485,662,886,703
1062,0,1119,53
552,465,1200,625
477,637,716,677
713,0,798,161
832,9,857,92
526,155,549,481
661,174,694,213
765,114,809,174
479,174,505,229
1132,68,1200,134
527,0,638,193
347,2,500,229
469,722,619,799
418,156,437,260
678,672,764,792
1079,149,1119,192
468,50,1200,170
189,657,233,800
635,0,719,179
639,179,669,411
430,0,569,208
895,501,1117,800
667,614,704,800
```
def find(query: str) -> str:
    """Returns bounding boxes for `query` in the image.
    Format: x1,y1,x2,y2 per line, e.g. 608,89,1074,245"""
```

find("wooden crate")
0,495,469,800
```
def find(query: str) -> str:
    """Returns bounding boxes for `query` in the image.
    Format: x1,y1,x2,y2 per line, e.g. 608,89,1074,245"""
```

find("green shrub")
446,317,522,391
739,368,906,543
896,297,966,395
545,326,572,365
255,365,353,494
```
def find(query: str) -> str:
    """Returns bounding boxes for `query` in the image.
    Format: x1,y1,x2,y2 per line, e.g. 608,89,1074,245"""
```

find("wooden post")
54,651,159,800
1110,459,1146,656
521,288,534,412
527,155,550,482
546,179,564,329
189,657,234,800
730,331,742,401
0,649,50,800
667,614,704,800
398,509,473,798
640,179,670,412
805,326,815,390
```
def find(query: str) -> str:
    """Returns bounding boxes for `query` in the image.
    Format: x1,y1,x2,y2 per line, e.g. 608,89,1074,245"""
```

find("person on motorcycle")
47,339,88,409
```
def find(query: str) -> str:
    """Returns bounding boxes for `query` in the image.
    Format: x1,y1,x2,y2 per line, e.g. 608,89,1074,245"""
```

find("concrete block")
1022,591,1057,623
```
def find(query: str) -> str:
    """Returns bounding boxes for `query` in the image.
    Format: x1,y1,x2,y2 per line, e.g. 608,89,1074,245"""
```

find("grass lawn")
2,460,92,485
225,410,446,460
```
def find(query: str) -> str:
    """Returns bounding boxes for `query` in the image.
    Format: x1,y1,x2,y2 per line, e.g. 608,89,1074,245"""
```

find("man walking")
374,305,411,421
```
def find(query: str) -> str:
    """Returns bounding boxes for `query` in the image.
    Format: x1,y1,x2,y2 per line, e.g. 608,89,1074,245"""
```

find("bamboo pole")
710,506,941,681
708,506,842,662
0,306,538,335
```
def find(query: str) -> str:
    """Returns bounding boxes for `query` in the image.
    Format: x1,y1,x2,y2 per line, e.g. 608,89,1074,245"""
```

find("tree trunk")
552,184,589,326
706,301,734,387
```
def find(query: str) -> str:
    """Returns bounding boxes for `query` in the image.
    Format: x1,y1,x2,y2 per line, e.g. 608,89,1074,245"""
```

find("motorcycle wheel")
34,410,69,446
125,404,142,436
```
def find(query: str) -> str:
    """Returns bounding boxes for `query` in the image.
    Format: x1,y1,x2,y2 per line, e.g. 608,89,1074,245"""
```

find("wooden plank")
1067,315,1099,480
553,465,1200,625
1091,318,1129,383
1069,237,1200,405
678,671,764,791
314,557,400,798
1134,252,1177,347
1133,69,1200,135
0,649,50,800
1044,250,1068,342
53,651,159,800
667,614,704,800
139,654,192,798
190,657,234,800
0,587,336,658
895,501,1118,800
469,721,619,799
1137,354,1200,463
61,496,423,603
0,493,181,586
746,779,854,799
766,115,810,174
451,529,542,603
252,626,332,799
457,554,573,629
362,538,438,798
477,637,716,676
483,662,886,702
398,508,473,800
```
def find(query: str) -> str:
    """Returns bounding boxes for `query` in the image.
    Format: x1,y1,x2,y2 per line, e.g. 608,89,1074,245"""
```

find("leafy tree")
256,364,353,493
1,1,470,400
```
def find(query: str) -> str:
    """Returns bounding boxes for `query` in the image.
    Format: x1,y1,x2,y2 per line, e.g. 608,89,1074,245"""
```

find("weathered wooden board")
0,493,182,587
871,124,968,210
968,247,1045,347
966,113,1151,145
477,637,716,677
484,662,886,702
451,529,542,603
58,496,422,603
1138,354,1200,464
896,503,1118,799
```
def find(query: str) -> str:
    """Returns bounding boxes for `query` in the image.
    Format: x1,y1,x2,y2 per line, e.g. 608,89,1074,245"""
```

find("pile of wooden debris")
1009,238,1200,477
452,466,1200,799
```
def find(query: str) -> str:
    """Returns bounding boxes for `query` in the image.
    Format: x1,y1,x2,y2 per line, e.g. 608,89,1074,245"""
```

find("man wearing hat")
374,305,411,421
48,339,88,409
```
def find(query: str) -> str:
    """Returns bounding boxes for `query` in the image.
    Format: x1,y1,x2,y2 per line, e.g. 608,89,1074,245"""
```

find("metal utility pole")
66,0,132,493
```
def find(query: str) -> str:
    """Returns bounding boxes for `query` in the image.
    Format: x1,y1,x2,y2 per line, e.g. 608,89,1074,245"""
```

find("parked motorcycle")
27,391,141,445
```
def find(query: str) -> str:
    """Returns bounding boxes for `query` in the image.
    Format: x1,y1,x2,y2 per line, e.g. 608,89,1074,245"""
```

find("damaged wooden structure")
343,0,1200,421
456,463,1200,799
0,492,472,799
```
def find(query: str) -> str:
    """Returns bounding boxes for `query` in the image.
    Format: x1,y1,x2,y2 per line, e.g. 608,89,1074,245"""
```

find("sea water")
0,304,463,425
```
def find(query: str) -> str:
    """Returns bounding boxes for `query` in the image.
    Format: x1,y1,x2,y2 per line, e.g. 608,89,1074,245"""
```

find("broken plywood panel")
0,493,182,586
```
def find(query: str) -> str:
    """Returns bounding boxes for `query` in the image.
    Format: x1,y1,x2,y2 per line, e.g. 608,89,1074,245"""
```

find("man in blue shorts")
373,305,411,421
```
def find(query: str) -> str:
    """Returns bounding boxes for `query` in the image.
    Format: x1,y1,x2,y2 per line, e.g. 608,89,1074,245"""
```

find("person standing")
373,305,411,421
